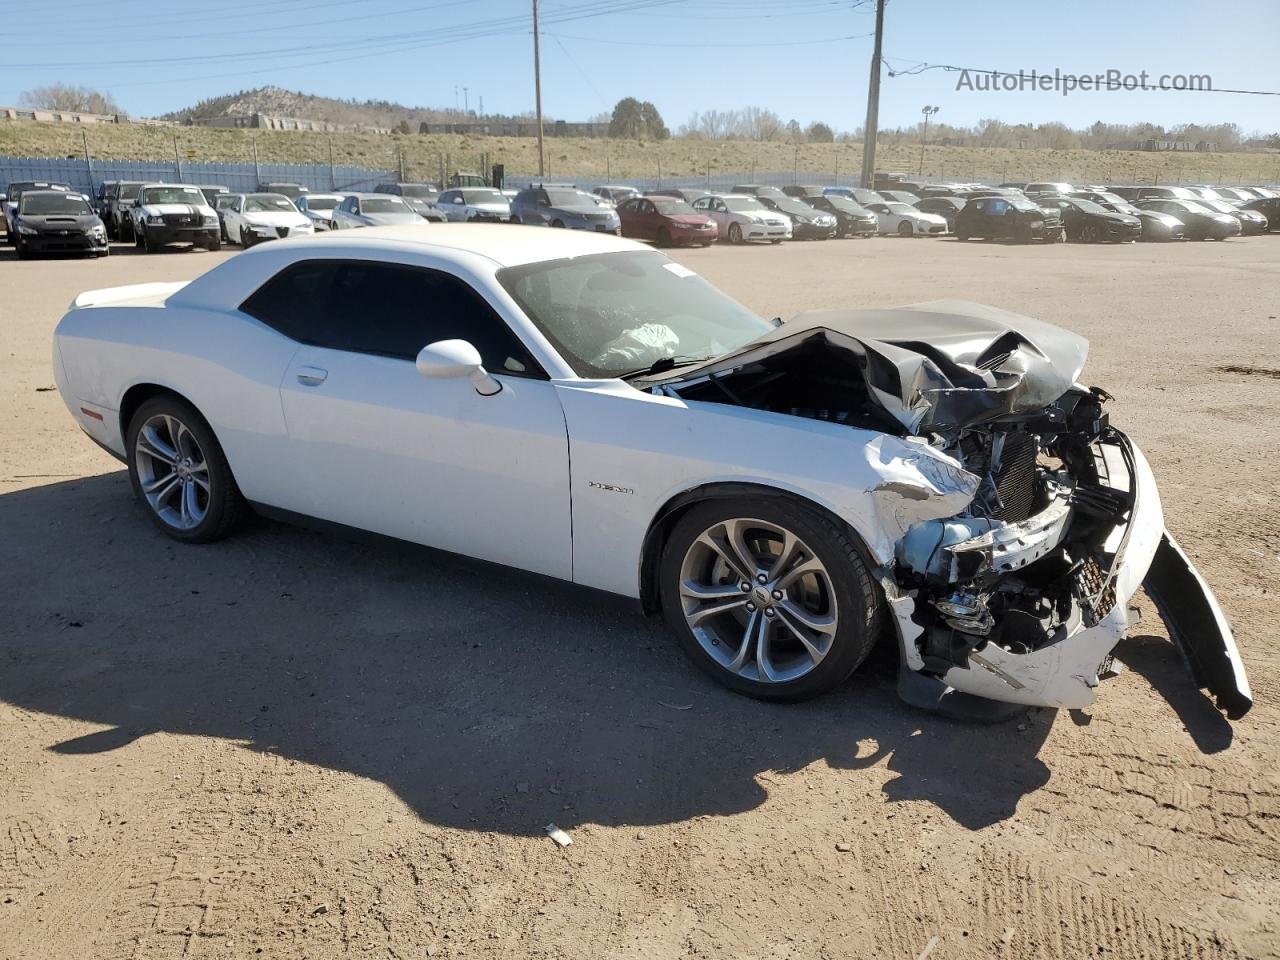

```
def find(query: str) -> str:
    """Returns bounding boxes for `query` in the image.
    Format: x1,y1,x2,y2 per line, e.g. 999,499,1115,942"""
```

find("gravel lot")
1,234,1277,960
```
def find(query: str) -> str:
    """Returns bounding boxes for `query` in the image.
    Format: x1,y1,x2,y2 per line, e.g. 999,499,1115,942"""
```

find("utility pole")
859,0,886,189
919,105,938,176
533,0,546,177
463,87,469,114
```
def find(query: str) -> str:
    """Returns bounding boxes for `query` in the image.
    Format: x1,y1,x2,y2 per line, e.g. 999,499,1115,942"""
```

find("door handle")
296,366,328,386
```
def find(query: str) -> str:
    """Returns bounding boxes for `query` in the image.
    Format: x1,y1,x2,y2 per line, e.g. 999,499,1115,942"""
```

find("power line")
546,31,872,47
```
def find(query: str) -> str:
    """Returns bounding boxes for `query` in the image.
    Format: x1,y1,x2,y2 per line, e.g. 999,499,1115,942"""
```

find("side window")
241,261,543,377
692,197,707,210
240,260,341,343
990,199,1007,215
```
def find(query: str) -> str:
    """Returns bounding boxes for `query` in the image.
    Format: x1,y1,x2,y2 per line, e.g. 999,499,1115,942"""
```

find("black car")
781,184,825,199
1240,196,1280,231
199,184,230,207
106,180,145,240
1194,197,1269,234
755,195,838,239
913,196,966,230
650,187,709,204
3,180,74,242
731,184,790,202
9,190,108,259
1134,199,1241,240
1069,191,1185,241
257,182,309,199
954,195,1065,242
804,194,878,237
1036,196,1142,242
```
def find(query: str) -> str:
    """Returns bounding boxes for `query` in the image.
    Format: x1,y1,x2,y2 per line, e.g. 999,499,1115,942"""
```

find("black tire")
897,221,913,238
955,229,969,241
143,227,160,253
657,226,672,247
15,237,31,260
1080,224,1098,243
125,395,248,544
659,496,882,703
1014,224,1032,244
550,219,565,229
770,238,782,244
509,215,521,224
240,229,254,249
206,234,222,252
121,218,135,243
728,222,744,245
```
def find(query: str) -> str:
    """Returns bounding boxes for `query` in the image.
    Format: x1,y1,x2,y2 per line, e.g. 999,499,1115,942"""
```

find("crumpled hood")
651,300,1089,433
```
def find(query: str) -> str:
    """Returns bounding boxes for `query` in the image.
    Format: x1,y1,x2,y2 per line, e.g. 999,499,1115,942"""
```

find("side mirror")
415,339,502,396
0,194,6,204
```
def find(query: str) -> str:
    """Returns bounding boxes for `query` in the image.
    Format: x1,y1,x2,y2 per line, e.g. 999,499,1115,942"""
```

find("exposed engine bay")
647,301,1252,719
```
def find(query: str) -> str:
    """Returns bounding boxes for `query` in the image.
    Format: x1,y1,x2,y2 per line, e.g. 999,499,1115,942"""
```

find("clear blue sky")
3,0,1277,133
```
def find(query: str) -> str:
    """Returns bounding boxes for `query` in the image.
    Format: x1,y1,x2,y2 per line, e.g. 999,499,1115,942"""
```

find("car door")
274,258,573,579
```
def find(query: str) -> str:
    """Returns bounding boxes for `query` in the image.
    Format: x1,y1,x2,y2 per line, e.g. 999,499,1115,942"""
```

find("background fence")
2,154,1276,198
0,156,397,195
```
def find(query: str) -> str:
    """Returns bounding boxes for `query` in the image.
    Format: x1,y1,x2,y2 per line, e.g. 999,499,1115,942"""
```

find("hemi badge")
80,407,104,421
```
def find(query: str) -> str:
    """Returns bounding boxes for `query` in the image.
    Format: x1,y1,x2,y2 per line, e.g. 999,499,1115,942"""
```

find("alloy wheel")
678,517,838,684
134,414,211,531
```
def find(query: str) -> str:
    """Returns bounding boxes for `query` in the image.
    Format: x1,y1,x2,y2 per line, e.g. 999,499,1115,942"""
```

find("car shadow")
2,473,1055,835
1112,634,1234,754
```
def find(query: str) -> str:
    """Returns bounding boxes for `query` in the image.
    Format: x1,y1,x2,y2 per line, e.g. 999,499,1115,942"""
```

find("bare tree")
19,84,122,115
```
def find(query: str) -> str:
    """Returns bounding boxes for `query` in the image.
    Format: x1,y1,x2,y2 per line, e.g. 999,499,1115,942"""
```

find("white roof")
279,222,642,268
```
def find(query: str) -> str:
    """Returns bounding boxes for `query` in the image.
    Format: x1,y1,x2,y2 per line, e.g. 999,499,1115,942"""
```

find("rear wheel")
1080,223,1099,243
897,221,913,237
657,226,672,247
659,498,881,702
126,396,247,544
551,219,565,229
728,222,743,244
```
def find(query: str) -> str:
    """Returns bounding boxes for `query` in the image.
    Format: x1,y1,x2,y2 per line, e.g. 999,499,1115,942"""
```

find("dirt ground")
1,233,1277,960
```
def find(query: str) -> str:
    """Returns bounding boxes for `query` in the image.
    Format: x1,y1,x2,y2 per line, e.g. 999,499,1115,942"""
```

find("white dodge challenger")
51,225,1251,719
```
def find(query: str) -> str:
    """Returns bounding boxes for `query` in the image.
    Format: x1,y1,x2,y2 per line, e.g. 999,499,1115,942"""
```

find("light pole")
919,105,938,176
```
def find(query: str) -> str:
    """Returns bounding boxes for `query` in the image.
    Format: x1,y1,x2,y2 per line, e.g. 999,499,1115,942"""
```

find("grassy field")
3,119,1278,185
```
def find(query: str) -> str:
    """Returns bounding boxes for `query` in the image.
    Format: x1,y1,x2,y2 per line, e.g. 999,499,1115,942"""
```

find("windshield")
1200,200,1237,213
883,202,916,214
653,199,696,215
142,186,204,205
1009,197,1040,211
773,199,817,216
397,184,437,198
497,250,771,378
544,189,592,206
9,182,70,201
1172,200,1214,215
821,196,867,214
723,196,766,212
362,197,410,213
304,196,340,211
245,194,296,213
1070,198,1108,215
461,189,504,203
19,193,92,215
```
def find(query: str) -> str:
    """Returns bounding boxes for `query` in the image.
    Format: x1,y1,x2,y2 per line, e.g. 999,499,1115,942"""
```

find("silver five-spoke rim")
679,517,838,684
135,414,210,531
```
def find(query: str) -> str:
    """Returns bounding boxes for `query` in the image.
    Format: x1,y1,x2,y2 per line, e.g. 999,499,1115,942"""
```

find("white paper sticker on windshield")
663,262,696,279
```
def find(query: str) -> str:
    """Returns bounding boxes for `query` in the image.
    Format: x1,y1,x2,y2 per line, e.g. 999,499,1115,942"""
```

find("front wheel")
550,219,565,229
897,221,913,238
143,228,160,253
728,222,743,244
656,226,672,247
659,498,881,702
1080,223,1099,243
126,396,247,543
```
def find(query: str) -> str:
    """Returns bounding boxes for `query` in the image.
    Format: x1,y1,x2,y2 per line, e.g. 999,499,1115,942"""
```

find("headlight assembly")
17,223,38,235
146,214,165,225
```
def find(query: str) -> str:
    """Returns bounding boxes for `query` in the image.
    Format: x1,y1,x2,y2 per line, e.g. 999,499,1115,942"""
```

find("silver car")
329,193,427,230
294,193,348,231
437,188,512,223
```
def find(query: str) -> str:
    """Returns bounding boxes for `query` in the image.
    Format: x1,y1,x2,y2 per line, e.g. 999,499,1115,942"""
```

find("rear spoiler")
70,281,190,310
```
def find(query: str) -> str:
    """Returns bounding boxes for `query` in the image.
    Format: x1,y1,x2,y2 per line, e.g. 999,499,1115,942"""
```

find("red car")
616,195,718,247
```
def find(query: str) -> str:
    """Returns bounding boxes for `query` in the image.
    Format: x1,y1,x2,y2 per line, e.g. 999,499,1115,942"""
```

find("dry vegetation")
3,119,1278,184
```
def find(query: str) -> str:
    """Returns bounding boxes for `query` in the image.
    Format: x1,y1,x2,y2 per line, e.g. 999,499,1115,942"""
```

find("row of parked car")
4,173,1277,258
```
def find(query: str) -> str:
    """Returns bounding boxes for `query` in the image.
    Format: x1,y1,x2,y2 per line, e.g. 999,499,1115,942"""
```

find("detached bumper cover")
1144,533,1253,719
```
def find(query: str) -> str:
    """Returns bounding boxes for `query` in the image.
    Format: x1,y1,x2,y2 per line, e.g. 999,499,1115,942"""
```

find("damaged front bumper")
889,433,1252,719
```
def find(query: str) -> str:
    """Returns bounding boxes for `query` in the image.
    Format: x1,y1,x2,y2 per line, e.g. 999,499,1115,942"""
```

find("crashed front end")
652,301,1252,719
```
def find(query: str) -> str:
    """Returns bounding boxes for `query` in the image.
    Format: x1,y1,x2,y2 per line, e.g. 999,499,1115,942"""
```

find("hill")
2,119,1277,186
161,85,516,131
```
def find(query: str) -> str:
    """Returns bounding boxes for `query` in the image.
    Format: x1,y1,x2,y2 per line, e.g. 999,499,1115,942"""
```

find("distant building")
1104,139,1220,153
0,106,170,126
418,120,610,138
185,113,391,134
